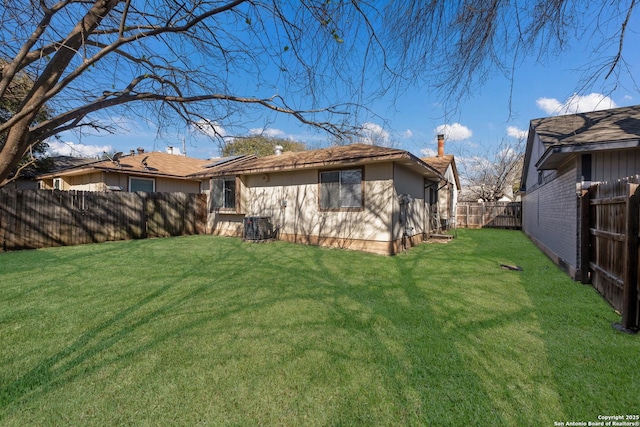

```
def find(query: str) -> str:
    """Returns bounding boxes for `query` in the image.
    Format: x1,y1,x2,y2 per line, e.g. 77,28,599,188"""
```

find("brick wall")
522,161,579,276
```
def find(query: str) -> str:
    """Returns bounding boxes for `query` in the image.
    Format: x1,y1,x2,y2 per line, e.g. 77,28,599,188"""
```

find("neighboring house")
192,144,447,255
520,105,640,279
7,156,94,189
38,150,210,193
422,135,461,230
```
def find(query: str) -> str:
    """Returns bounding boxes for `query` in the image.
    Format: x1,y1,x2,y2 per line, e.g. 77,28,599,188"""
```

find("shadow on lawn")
290,230,569,425
1,232,609,425
0,243,228,417
0,281,198,412
290,246,509,425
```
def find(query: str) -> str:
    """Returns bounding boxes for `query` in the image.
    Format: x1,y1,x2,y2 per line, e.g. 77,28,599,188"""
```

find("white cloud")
420,147,437,157
434,123,472,141
192,119,227,138
402,129,413,139
358,122,392,147
507,126,528,140
47,141,112,158
249,128,286,138
536,93,618,116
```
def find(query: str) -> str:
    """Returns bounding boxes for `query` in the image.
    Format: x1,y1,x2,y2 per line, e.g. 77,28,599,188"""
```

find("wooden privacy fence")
0,189,207,252
581,176,639,331
456,201,522,229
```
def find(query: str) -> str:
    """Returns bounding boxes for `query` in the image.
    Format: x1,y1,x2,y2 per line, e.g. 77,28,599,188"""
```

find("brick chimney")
437,134,445,157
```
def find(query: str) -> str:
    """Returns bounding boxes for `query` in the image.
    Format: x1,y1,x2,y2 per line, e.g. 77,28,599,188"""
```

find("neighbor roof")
38,151,210,180
530,104,640,169
421,154,461,190
191,144,443,180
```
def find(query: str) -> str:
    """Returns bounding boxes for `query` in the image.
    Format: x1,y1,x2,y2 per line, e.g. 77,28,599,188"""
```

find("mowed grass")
0,229,637,426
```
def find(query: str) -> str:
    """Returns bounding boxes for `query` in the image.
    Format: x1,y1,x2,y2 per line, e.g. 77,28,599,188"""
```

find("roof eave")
535,139,640,170
38,166,207,181
198,152,443,181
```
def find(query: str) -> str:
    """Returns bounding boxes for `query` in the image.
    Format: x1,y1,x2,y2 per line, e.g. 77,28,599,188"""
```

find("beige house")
38,150,210,193
193,144,448,255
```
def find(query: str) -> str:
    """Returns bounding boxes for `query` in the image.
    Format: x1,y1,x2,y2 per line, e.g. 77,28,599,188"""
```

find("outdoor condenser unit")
243,216,274,241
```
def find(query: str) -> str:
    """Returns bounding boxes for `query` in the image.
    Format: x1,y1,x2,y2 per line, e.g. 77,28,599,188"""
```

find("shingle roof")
531,104,640,146
49,156,97,172
421,154,461,190
192,144,442,179
421,154,454,175
38,151,210,179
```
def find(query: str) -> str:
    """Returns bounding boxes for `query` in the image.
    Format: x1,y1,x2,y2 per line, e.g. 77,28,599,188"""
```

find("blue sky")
48,4,640,162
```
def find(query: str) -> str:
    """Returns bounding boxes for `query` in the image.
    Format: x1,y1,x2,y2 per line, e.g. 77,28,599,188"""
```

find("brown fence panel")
456,201,521,229
587,176,640,331
0,189,206,252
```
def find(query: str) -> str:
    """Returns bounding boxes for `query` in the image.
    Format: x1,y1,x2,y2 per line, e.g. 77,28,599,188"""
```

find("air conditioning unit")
243,216,274,241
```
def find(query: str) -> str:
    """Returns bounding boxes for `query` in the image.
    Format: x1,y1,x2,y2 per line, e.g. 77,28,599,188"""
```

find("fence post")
579,190,591,284
622,183,639,331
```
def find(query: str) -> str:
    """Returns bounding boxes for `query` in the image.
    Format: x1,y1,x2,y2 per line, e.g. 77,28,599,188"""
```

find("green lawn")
0,229,637,426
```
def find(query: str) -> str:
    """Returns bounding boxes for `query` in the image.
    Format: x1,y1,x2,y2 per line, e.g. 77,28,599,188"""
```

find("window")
212,177,237,210
319,169,363,210
129,177,155,192
53,178,62,190
582,154,592,181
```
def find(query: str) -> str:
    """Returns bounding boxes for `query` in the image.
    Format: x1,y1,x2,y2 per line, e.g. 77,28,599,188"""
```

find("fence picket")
587,176,640,331
456,201,522,229
0,189,206,252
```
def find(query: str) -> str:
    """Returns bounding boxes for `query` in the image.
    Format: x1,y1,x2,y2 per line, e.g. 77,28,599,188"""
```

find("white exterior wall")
392,163,428,241
207,161,437,254
67,172,108,191
242,163,393,245
53,172,204,193
155,177,202,193
443,165,458,221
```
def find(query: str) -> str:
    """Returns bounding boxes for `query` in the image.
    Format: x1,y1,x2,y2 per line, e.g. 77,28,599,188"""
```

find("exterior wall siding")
591,148,640,182
48,172,203,193
523,160,579,276
208,161,434,255
241,164,394,245
392,163,427,242
155,177,201,193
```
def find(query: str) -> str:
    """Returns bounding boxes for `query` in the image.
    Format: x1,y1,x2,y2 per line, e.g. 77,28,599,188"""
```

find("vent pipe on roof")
137,147,145,154
274,145,283,155
437,134,445,157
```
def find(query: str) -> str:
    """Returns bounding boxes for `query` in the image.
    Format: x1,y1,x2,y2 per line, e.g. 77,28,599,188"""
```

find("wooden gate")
583,177,640,331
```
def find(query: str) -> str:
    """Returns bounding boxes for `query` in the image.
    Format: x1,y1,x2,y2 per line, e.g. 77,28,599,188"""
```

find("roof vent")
274,145,283,155
137,147,145,154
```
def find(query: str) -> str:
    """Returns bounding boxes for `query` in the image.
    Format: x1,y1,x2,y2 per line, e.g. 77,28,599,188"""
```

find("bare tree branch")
1,0,638,187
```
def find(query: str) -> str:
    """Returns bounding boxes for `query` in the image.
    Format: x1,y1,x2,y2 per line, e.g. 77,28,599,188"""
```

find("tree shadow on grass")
284,245,508,425
0,282,178,412
0,232,583,425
